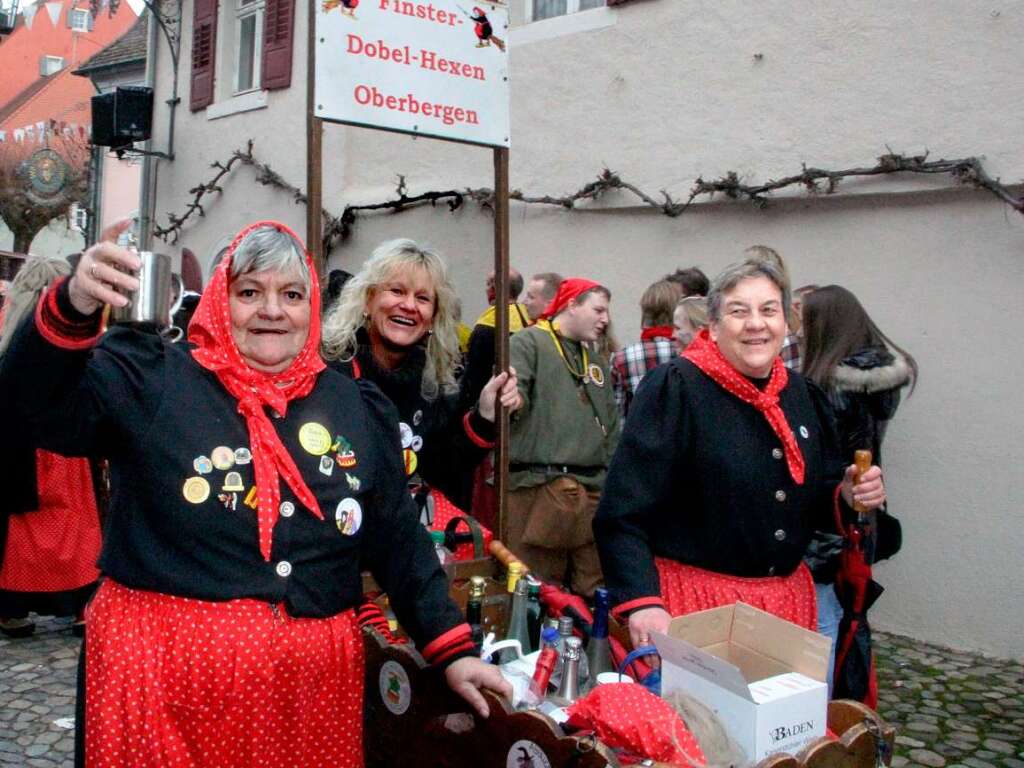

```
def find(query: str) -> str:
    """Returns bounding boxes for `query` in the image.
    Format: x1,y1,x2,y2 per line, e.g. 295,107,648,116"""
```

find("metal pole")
306,0,323,271
493,146,510,544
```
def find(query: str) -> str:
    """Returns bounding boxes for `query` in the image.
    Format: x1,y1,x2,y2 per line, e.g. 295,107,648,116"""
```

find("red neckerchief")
683,329,805,485
188,220,326,561
640,325,674,342
539,277,599,320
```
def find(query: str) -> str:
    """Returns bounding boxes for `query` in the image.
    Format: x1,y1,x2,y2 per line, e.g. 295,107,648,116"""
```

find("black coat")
594,357,849,610
329,332,494,514
0,283,466,652
804,347,912,579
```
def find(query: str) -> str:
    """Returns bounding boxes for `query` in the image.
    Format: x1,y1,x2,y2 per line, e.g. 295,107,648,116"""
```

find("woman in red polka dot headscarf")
594,258,888,652
0,219,509,767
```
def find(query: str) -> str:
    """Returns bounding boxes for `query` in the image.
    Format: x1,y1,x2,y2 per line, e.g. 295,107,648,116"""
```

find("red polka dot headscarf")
188,221,326,560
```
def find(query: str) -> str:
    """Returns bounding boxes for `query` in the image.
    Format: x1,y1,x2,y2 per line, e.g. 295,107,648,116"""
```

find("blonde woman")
322,239,520,519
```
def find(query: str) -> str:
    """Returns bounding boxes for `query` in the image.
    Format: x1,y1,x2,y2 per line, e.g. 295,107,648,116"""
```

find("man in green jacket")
508,278,620,598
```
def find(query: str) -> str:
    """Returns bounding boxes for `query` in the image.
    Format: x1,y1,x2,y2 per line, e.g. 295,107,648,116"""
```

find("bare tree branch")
152,146,1024,255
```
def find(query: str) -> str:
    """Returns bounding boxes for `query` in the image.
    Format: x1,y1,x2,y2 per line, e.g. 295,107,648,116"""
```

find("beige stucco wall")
150,1,1024,657
0,218,86,258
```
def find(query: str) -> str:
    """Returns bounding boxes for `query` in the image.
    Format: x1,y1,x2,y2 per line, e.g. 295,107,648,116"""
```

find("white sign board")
315,0,510,147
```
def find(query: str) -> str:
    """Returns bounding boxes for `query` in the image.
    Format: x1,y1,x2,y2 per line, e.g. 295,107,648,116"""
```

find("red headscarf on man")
538,277,600,321
188,221,326,561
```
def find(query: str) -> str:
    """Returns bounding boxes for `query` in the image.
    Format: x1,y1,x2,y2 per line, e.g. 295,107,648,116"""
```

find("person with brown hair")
800,284,917,700
508,279,619,598
664,266,710,298
610,279,682,417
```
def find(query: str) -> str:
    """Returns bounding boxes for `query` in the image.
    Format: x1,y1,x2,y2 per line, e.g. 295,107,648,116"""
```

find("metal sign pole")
493,146,510,545
306,0,324,272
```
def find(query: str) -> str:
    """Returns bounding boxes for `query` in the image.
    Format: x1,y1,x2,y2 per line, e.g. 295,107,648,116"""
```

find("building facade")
147,0,1024,657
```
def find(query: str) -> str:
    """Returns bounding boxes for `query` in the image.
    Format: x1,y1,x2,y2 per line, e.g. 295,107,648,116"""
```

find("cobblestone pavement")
1,619,1022,767
0,615,78,768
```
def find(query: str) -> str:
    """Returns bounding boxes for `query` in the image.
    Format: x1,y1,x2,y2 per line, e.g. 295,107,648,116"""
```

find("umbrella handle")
852,449,873,520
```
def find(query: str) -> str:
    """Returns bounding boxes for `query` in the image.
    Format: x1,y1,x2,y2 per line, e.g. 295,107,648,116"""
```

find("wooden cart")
361,549,894,768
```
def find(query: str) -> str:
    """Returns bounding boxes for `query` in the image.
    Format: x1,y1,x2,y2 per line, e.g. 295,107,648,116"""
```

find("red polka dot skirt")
84,580,364,767
655,558,817,630
0,451,100,593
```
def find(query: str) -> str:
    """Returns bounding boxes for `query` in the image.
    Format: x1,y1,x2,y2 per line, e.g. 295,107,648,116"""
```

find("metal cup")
109,251,184,341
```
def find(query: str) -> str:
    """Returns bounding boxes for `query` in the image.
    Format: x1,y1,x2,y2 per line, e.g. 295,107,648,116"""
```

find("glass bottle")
583,587,614,692
466,575,486,654
499,575,531,664
525,577,543,654
506,561,524,594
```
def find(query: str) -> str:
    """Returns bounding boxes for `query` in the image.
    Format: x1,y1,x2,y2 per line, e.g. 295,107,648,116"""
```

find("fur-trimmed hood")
829,347,913,395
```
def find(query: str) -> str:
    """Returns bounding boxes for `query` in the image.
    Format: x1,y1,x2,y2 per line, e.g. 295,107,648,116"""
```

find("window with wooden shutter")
190,0,219,111
261,0,294,90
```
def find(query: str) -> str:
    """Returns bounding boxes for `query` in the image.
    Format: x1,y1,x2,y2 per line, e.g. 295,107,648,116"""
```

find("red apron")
656,557,817,630
85,580,365,767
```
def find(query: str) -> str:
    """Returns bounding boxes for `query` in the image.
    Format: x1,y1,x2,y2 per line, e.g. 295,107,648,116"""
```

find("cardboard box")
653,602,831,763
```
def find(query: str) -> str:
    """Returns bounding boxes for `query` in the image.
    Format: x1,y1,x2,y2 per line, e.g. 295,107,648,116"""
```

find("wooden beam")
493,146,510,545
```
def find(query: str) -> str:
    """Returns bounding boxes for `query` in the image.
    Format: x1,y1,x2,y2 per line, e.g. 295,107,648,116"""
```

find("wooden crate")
361,546,894,767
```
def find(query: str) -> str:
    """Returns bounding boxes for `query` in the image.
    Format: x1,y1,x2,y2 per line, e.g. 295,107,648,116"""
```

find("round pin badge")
234,447,252,465
588,363,605,387
211,446,235,470
799,425,809,439
403,448,418,476
506,741,551,768
193,456,213,475
410,435,423,453
378,661,412,716
183,476,211,504
299,423,332,455
335,497,362,536
399,422,414,449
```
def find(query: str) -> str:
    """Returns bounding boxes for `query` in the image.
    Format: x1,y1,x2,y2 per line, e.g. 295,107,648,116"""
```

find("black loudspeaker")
91,86,153,148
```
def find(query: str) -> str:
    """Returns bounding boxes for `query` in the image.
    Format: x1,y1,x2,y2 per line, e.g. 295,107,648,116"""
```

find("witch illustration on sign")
458,5,505,51
322,0,357,17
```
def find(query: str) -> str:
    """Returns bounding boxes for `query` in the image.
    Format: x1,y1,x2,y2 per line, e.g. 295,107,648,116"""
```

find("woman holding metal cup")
0,219,509,767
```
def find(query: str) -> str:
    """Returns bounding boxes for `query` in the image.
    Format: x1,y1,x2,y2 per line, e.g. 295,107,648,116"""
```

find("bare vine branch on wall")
152,144,1024,252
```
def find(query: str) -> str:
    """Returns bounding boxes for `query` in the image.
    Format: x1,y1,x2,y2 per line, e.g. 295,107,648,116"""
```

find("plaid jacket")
781,332,801,371
611,338,676,417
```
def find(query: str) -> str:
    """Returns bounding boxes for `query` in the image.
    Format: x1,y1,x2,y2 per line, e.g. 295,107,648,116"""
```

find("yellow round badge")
403,448,418,477
183,476,211,504
299,423,332,455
